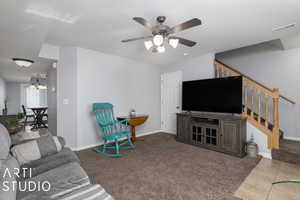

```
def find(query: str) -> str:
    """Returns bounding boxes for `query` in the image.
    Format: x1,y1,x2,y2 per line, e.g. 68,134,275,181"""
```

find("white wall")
57,47,78,149
0,77,6,114
76,48,161,148
216,44,300,138
247,122,271,159
161,53,215,81
6,82,21,114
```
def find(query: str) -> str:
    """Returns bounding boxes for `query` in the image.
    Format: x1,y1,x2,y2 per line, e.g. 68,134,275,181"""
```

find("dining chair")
92,103,135,157
22,105,35,125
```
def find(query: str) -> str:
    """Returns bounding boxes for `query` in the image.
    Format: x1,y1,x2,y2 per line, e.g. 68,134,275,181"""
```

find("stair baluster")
213,60,293,149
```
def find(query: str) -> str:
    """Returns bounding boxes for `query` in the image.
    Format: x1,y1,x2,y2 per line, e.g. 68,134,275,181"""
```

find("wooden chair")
92,103,135,157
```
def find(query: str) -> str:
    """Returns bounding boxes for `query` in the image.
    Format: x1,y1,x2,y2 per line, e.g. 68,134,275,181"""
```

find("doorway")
161,71,182,134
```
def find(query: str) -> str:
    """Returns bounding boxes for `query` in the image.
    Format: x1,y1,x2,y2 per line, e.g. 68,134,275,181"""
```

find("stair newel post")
272,88,280,149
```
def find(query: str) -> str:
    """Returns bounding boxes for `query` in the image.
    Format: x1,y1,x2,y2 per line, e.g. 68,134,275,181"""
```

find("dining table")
117,114,149,142
30,107,48,130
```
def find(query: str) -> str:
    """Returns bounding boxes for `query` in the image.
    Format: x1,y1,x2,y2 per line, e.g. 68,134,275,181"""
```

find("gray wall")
47,66,57,135
161,53,215,81
57,47,78,149
76,48,161,149
0,77,6,114
216,44,300,138
6,82,21,115
57,47,161,150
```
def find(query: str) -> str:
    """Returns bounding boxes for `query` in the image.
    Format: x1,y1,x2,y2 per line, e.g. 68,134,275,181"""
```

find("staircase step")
272,139,300,165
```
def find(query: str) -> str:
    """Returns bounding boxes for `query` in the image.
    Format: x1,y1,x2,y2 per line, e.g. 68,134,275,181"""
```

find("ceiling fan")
121,16,202,53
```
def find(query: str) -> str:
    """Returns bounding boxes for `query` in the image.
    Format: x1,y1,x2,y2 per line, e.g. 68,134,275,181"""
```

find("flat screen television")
182,76,243,114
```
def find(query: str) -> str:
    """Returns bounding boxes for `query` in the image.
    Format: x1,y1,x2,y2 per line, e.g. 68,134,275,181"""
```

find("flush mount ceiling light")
122,16,202,53
12,58,34,67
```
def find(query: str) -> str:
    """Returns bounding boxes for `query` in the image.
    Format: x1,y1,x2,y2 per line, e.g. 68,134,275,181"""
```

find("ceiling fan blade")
173,37,197,47
170,18,202,34
133,17,153,30
121,36,152,43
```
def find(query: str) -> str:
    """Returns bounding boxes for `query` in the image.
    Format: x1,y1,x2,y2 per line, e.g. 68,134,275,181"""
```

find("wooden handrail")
214,60,296,104
214,60,293,149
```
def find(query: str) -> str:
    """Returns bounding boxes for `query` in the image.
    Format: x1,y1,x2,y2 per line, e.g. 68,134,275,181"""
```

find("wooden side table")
117,115,148,142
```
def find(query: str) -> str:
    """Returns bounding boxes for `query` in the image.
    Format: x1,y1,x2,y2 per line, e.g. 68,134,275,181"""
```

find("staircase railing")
214,60,296,149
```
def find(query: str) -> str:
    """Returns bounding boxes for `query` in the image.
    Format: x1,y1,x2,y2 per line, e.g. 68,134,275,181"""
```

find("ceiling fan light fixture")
144,40,153,50
153,34,164,46
12,58,34,67
122,16,202,52
169,38,179,48
157,46,165,53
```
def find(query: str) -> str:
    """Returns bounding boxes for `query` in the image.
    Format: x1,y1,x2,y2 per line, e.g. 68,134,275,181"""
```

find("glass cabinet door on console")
191,125,219,146
191,125,204,145
204,127,218,146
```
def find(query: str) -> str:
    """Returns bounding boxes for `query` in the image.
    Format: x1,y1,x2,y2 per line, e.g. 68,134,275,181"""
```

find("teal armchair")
92,103,135,157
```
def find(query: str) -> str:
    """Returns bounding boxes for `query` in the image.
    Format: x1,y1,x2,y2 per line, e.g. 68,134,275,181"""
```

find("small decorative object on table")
129,108,136,117
246,135,258,157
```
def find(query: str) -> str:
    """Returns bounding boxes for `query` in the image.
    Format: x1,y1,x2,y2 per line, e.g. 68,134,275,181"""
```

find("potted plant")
17,112,24,119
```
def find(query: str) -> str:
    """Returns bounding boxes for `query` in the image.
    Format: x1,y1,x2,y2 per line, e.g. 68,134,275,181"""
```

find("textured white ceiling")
1,0,300,81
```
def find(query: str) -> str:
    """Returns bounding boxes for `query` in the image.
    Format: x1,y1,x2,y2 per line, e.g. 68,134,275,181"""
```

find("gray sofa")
0,123,113,200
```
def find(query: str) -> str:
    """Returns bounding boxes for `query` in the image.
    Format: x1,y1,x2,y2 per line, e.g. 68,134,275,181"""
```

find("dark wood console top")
177,112,246,120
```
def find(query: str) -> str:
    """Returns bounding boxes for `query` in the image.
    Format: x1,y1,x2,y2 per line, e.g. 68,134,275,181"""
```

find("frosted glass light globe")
144,40,153,50
153,35,164,46
157,46,165,53
169,38,179,48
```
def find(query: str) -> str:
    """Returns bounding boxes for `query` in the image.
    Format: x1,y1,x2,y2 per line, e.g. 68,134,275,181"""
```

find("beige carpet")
77,133,260,200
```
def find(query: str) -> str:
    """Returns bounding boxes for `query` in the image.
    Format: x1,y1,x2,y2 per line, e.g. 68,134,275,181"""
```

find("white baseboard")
160,129,176,135
283,136,300,141
137,130,163,137
258,151,272,159
72,130,162,151
72,142,102,152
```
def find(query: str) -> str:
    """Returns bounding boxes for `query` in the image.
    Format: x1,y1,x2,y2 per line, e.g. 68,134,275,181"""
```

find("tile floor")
235,158,300,200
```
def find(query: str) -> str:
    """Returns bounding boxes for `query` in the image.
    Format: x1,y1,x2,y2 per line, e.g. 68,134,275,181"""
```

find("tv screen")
182,76,243,114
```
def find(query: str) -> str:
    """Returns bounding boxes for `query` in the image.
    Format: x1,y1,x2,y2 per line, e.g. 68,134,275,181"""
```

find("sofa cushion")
0,155,19,200
17,162,90,200
11,136,65,165
19,148,80,180
53,184,114,200
0,123,11,159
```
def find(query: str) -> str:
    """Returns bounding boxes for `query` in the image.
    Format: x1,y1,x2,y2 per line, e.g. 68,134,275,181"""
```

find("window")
25,86,47,108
